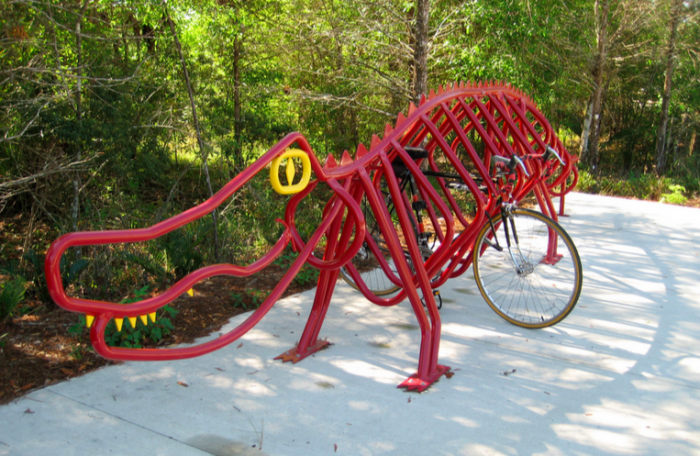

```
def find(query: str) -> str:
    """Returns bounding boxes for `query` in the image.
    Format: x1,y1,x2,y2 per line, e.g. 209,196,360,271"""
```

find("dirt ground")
0,265,319,406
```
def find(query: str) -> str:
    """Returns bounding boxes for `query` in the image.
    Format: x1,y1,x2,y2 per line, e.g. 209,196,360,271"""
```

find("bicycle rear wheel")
472,208,582,328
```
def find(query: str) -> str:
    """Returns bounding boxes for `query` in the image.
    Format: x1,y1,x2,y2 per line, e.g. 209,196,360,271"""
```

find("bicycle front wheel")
472,208,582,328
339,193,402,296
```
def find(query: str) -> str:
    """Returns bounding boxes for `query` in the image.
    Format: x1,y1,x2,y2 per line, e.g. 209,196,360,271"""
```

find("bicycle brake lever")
546,146,566,165
511,156,530,178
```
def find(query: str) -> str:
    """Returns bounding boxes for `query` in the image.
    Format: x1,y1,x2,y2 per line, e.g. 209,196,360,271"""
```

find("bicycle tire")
339,192,403,296
472,208,582,328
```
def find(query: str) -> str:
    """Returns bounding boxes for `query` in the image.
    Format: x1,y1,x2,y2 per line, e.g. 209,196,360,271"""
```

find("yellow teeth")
186,289,194,297
148,312,157,323
85,315,95,328
114,318,124,332
128,316,137,328
139,315,148,325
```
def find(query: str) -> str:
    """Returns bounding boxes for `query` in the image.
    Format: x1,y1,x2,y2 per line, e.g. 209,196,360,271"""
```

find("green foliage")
248,290,267,307
15,251,88,304
229,289,268,311
575,170,692,203
661,185,688,205
273,250,319,286
124,224,207,286
229,292,249,310
294,265,320,286
1,0,698,315
0,277,26,320
67,286,180,348
576,170,598,194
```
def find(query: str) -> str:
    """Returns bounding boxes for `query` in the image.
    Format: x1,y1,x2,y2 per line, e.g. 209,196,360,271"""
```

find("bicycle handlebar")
491,155,530,178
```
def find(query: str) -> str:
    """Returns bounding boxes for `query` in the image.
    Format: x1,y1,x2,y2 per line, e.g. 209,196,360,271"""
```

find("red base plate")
275,340,331,364
541,253,563,265
398,365,451,392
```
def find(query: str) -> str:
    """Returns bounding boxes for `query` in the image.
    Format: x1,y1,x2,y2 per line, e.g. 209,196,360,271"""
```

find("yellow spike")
114,318,124,332
128,316,137,328
85,315,95,328
149,312,157,323
187,288,194,297
285,156,296,185
139,314,148,326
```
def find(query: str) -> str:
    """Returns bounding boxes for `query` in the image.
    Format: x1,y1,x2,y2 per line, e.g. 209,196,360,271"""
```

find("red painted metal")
45,81,578,392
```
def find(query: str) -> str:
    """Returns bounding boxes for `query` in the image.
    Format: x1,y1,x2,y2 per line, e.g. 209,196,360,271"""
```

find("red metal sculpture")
45,82,578,392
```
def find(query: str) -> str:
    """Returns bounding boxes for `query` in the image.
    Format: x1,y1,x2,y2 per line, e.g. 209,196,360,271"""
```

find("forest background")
1,0,699,316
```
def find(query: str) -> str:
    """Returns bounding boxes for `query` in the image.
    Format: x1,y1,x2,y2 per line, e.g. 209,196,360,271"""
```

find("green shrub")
0,277,26,320
67,286,179,348
576,170,597,193
661,184,688,205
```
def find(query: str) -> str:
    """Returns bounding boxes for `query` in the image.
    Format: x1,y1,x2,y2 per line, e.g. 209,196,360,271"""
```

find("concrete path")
1,193,699,456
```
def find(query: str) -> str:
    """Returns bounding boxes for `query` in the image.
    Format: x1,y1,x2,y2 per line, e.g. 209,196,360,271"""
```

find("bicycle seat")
404,146,429,160
391,147,429,177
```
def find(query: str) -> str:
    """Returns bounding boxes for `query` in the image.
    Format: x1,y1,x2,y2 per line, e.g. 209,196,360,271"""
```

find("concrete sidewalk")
1,193,699,456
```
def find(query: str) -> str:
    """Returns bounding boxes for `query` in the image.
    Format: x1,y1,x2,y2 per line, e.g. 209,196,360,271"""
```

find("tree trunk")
587,0,610,173
655,0,682,176
72,0,90,259
689,130,696,157
580,100,593,158
233,31,243,166
412,0,430,103
164,2,220,261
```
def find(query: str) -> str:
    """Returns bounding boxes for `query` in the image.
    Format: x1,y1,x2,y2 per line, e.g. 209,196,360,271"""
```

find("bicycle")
340,145,583,328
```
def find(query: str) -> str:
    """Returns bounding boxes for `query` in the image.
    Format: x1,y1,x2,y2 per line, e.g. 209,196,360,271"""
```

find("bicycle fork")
486,207,534,276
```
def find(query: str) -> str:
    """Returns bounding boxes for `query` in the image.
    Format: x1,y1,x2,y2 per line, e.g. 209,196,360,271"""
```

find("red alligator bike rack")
46,81,578,392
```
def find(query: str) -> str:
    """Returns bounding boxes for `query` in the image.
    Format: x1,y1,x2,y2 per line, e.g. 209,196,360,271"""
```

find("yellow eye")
270,149,312,195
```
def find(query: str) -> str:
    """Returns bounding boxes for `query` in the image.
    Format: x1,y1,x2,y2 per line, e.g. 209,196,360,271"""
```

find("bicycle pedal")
420,290,443,311
434,290,442,310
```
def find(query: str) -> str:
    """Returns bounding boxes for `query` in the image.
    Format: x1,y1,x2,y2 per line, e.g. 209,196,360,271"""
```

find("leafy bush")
576,170,597,193
230,289,269,311
575,171,691,203
124,224,206,287
273,250,319,286
67,286,179,348
661,184,688,205
0,277,26,320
